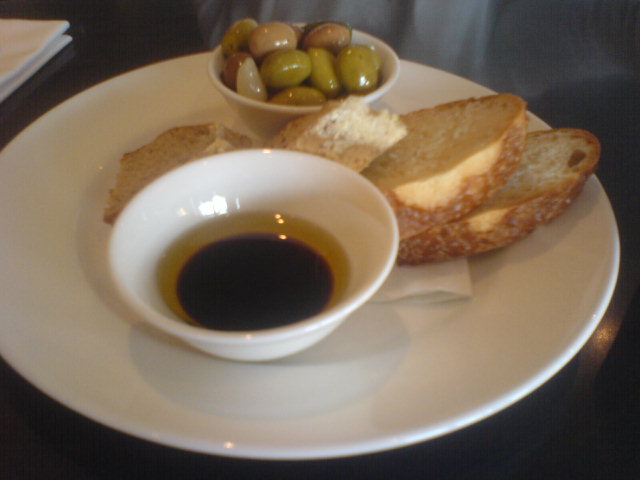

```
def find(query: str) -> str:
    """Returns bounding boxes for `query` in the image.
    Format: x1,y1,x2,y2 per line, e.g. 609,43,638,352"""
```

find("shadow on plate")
127,302,410,420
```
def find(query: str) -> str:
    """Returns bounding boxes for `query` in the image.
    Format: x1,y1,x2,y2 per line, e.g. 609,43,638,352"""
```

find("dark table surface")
1,1,639,478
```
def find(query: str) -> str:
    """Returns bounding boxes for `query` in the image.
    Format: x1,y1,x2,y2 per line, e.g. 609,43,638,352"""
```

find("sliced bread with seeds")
397,128,601,264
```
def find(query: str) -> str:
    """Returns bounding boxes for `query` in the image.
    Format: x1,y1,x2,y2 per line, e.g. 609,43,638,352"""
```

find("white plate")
0,53,619,459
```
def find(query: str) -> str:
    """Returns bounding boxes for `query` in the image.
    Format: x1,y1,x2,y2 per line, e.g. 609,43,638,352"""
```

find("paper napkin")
372,257,472,304
0,19,72,103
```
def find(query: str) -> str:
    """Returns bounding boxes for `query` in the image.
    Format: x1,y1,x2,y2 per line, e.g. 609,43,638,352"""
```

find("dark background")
1,1,639,478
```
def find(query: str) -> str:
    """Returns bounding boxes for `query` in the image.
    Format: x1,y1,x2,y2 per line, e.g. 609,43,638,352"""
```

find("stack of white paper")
0,19,72,102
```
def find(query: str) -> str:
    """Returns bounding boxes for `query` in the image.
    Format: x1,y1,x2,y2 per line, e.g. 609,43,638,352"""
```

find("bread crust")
397,129,600,264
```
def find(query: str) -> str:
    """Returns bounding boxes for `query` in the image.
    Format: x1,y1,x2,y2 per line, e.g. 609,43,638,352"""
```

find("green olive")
337,44,379,94
221,18,258,57
366,45,383,72
270,86,327,105
307,47,341,98
260,49,311,89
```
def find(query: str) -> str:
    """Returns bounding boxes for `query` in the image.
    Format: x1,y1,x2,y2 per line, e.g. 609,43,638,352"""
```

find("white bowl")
109,149,398,362
208,28,400,139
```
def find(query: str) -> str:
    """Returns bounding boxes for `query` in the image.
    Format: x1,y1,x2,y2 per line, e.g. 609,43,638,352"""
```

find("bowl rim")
208,27,400,114
109,149,399,346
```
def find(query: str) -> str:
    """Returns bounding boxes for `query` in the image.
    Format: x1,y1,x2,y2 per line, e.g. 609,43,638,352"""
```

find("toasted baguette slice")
362,94,528,239
397,129,601,264
266,96,407,172
103,123,255,224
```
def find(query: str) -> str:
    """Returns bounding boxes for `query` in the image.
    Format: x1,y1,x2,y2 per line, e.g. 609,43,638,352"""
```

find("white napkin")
372,257,472,303
0,19,72,103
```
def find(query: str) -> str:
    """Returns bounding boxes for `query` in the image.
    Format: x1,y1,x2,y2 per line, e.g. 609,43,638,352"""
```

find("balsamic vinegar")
157,212,349,331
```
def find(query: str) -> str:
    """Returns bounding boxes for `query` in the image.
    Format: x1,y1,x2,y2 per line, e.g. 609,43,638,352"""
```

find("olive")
366,45,383,72
260,49,311,89
221,18,258,57
235,56,267,101
270,86,327,105
302,22,352,55
307,47,342,98
222,52,252,90
248,22,298,60
336,44,380,94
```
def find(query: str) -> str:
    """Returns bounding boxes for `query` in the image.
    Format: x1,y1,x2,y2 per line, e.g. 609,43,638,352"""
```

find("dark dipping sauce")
178,233,333,330
157,212,349,331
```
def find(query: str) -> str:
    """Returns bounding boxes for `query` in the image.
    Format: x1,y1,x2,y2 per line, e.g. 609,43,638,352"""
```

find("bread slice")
362,94,528,239
103,123,255,224
266,96,407,172
397,128,601,264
